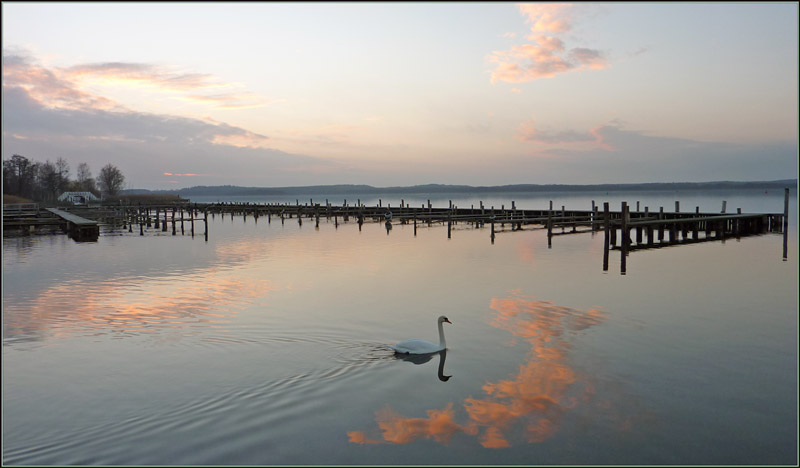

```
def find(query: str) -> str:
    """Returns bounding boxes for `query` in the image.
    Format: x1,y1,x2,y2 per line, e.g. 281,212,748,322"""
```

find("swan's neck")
438,321,447,348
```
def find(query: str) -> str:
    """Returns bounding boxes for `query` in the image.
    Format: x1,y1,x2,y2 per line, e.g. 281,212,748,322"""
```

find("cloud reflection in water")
348,291,606,448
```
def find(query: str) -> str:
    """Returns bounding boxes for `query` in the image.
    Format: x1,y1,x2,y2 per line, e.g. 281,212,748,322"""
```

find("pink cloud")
2,54,121,111
163,172,209,177
518,3,572,34
516,119,615,151
488,3,608,83
211,130,270,149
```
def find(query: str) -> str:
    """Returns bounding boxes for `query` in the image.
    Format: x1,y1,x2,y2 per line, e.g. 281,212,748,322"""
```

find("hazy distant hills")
126,180,796,196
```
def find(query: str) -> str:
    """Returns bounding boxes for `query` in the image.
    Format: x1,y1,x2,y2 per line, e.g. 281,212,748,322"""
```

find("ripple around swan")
2,339,398,465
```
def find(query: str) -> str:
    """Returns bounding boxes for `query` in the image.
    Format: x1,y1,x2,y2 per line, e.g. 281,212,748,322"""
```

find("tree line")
3,154,125,202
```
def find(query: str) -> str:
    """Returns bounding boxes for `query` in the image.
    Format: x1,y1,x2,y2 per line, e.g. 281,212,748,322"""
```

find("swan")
389,315,451,355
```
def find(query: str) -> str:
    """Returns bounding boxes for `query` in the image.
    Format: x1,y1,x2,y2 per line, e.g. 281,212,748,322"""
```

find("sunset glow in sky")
2,2,798,189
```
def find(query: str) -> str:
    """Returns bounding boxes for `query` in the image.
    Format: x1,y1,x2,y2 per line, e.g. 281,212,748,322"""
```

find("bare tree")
98,163,125,196
3,154,37,198
76,162,98,194
37,160,60,201
55,157,71,194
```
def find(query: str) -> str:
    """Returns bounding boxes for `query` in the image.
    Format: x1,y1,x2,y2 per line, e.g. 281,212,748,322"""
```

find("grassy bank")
107,194,188,205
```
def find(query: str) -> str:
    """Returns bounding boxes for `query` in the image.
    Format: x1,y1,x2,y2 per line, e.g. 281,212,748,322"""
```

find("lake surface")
3,190,797,465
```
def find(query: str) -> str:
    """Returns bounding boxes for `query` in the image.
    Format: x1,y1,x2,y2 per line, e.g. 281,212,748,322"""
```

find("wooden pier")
3,188,791,273
45,208,100,241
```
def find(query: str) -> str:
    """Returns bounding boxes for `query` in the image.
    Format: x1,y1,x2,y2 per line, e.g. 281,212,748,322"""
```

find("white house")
58,191,101,205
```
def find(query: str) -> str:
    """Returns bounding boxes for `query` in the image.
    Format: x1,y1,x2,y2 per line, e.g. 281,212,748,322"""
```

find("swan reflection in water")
395,349,451,382
350,293,612,448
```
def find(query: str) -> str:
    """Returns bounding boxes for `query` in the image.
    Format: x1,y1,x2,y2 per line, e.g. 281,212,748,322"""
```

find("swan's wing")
390,339,441,354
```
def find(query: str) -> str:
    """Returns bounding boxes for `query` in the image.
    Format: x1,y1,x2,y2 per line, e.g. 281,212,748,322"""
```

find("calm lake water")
3,189,797,465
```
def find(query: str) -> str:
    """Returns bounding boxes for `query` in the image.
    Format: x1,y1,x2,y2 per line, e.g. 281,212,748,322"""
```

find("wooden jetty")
3,189,790,273
45,208,100,241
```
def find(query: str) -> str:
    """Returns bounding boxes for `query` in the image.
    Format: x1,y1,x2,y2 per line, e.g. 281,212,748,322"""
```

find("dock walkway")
45,208,99,241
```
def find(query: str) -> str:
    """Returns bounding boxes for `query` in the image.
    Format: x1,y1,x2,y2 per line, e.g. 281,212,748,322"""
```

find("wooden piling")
783,188,789,260
621,202,628,274
603,202,610,271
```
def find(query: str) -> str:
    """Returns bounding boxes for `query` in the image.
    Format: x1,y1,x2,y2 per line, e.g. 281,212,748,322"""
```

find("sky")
2,2,798,190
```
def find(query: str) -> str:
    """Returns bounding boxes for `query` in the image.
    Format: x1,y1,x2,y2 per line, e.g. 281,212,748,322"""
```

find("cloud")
2,53,121,111
488,3,609,83
1,58,336,189
2,52,267,111
510,120,797,183
516,119,613,150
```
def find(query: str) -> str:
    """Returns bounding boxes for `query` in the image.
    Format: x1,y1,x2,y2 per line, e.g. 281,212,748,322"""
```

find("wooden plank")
45,208,98,226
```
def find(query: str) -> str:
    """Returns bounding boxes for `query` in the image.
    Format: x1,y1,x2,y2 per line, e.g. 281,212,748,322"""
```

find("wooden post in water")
783,188,789,260
621,202,629,274
675,201,680,213
180,209,185,235
603,202,610,271
547,208,553,248
155,208,160,229
191,209,195,237
447,211,452,239
721,201,727,213
658,207,664,241
490,217,495,244
172,208,176,235
414,213,417,236
735,208,742,238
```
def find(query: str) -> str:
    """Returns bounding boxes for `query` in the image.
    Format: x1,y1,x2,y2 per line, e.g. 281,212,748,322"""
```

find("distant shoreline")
125,180,797,197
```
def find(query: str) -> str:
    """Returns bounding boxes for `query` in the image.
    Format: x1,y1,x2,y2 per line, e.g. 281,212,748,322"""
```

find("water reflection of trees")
348,291,606,448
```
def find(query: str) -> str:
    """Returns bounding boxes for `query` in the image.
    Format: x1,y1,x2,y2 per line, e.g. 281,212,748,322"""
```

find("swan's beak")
445,318,452,324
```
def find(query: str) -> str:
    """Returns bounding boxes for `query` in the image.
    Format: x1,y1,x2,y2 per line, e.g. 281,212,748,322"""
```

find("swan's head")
437,315,452,324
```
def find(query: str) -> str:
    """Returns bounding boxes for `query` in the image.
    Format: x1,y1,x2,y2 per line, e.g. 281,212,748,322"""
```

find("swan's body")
390,315,451,355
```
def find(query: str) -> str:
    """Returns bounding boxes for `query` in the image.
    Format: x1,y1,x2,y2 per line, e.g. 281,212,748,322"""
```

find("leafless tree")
98,163,125,196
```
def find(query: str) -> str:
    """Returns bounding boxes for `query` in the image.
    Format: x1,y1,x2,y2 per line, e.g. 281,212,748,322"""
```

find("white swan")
390,315,452,354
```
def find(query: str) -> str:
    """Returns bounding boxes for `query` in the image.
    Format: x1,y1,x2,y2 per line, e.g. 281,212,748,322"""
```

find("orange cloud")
211,131,271,149
349,292,608,448
518,3,572,34
163,172,209,177
63,63,268,109
2,54,121,111
488,3,608,83
515,119,615,151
